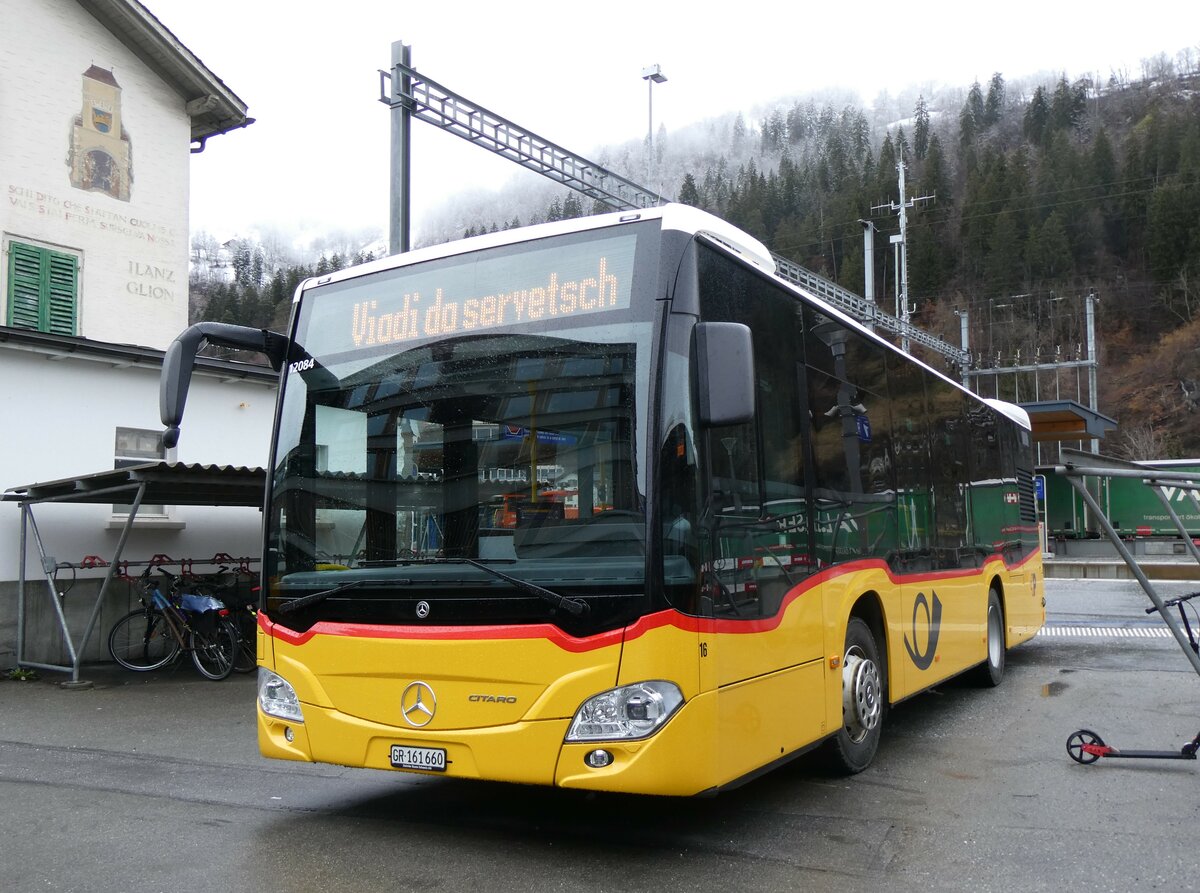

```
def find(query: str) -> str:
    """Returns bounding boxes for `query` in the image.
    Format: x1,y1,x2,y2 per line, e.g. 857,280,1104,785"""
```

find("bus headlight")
258,668,304,723
565,681,683,741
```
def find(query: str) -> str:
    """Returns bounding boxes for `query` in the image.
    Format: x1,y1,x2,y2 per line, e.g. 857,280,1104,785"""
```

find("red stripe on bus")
632,552,1041,638
266,617,626,652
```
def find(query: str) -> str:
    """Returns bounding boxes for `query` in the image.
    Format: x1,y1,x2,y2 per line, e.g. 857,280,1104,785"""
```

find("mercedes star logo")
401,680,437,727
416,600,431,619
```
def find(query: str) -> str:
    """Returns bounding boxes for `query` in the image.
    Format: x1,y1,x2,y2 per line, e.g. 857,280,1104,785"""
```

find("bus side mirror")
160,322,290,448
160,336,190,448
695,322,755,427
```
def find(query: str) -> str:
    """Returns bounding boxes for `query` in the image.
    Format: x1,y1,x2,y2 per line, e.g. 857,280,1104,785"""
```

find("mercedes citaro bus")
160,205,1043,795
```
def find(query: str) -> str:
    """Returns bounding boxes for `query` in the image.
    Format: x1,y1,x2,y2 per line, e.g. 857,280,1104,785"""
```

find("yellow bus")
161,205,1044,795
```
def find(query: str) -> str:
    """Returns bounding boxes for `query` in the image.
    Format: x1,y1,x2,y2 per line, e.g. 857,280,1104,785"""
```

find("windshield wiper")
310,558,590,617
461,559,590,617
277,580,366,615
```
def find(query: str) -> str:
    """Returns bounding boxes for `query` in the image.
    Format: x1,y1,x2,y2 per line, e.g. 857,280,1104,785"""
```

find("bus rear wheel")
971,588,1006,687
825,617,883,774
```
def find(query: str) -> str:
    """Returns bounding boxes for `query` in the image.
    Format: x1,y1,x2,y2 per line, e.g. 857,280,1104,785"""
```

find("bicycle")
107,567,238,680
1066,589,1200,764
181,566,258,674
227,597,258,674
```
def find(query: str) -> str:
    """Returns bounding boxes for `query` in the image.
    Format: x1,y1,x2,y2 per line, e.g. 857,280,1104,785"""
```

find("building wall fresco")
1,0,190,350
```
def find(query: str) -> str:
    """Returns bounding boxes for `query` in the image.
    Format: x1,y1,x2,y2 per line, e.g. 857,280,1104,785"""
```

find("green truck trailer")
1039,460,1200,538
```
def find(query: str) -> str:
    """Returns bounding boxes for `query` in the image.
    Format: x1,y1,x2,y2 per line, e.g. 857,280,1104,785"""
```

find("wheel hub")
842,648,882,743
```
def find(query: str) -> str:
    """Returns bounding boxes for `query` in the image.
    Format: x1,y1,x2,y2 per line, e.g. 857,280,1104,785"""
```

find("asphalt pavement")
2,578,1199,893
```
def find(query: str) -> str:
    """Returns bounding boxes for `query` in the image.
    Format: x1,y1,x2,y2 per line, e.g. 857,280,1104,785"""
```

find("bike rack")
4,462,265,685
15,524,258,685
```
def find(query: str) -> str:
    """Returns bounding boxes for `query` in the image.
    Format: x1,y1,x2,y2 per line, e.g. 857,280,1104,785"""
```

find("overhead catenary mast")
872,148,933,353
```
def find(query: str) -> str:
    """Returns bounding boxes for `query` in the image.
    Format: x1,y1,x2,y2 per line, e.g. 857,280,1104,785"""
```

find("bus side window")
887,352,933,573
928,389,971,569
803,309,897,569
966,404,1007,560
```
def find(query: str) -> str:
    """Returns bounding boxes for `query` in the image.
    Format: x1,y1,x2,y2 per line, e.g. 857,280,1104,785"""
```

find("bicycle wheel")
231,611,257,674
108,608,180,671
189,619,237,680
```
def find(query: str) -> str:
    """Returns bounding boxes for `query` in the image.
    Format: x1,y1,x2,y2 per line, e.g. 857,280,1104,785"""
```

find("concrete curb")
1044,559,1200,581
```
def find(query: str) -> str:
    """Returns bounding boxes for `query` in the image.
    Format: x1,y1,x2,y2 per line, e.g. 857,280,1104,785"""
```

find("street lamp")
641,64,667,147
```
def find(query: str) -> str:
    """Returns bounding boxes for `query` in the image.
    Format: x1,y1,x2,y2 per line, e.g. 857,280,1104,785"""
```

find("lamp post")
641,64,667,147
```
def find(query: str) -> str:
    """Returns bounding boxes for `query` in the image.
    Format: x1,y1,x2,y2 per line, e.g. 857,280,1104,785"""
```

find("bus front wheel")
825,617,884,774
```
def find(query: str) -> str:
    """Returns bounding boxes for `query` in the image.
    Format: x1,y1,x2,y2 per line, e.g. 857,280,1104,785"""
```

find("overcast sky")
154,0,1196,246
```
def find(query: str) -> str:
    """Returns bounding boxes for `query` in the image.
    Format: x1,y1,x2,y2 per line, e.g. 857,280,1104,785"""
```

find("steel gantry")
379,62,667,214
378,53,969,369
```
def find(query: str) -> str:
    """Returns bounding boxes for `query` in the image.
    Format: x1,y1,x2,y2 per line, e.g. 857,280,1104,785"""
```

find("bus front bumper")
258,692,719,796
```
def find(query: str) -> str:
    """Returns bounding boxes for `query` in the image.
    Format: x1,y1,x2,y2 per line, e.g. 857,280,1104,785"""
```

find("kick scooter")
1066,590,1200,765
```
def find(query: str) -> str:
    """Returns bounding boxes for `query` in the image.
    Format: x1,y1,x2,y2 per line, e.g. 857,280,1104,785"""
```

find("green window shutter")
8,242,43,330
46,251,78,335
6,242,78,335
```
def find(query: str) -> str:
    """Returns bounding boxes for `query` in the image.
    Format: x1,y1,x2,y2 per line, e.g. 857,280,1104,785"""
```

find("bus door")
696,415,826,781
690,243,831,777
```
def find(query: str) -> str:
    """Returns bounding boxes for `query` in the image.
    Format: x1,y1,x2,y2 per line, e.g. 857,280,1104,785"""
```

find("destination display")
304,233,639,357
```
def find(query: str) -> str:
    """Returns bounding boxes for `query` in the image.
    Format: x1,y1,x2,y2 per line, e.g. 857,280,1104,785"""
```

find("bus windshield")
265,223,657,632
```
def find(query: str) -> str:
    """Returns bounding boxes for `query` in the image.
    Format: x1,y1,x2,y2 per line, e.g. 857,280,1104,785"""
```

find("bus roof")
295,204,1026,433
295,204,775,299
984,399,1032,431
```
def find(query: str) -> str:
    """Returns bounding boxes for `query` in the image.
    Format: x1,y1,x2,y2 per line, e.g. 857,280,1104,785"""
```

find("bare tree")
1180,379,1200,412
1141,52,1176,82
189,230,221,285
1177,46,1198,75
1154,270,1199,325
190,230,218,264
257,227,296,274
1115,423,1176,461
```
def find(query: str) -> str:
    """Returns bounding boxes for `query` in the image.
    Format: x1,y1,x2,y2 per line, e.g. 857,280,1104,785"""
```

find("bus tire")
971,588,1006,687
825,617,884,774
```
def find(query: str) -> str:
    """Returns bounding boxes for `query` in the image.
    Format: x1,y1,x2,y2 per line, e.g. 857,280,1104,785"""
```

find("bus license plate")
390,744,447,772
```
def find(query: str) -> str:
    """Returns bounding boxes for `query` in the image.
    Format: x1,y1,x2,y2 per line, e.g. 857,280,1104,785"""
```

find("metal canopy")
1055,448,1200,680
5,462,265,685
4,461,265,508
1020,400,1118,443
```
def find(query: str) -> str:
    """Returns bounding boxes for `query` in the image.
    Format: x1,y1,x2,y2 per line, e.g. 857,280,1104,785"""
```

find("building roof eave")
0,325,277,385
76,0,251,145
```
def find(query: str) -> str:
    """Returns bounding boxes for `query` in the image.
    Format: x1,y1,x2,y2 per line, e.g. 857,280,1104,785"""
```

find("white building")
0,0,275,670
